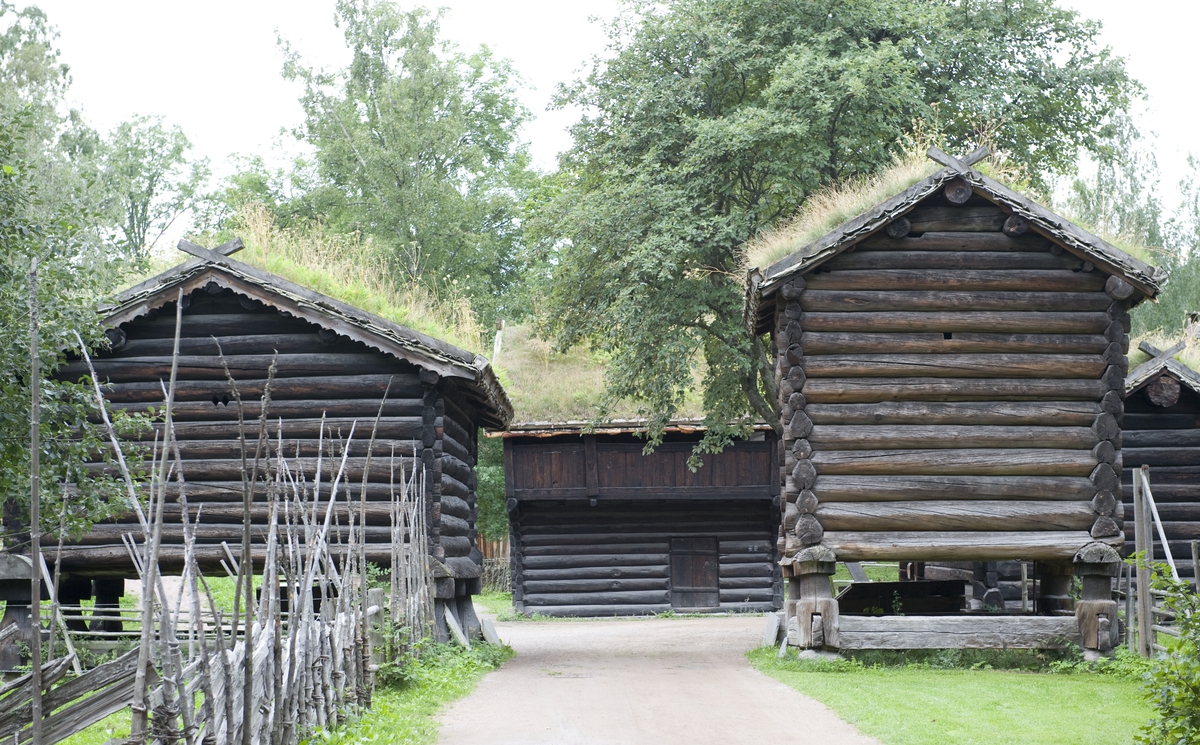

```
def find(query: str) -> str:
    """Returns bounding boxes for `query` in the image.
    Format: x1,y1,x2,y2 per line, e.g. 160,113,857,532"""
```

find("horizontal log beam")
825,251,1077,271
522,579,668,594
803,378,1106,403
100,375,410,403
801,354,1105,379
65,354,398,383
804,270,1106,293
799,291,1112,314
799,332,1110,355
1123,448,1200,467
522,590,671,605
799,312,1110,334
813,475,1097,502
806,401,1102,426
1124,429,1200,448
521,554,670,569
837,615,1081,650
808,425,1098,450
815,501,1095,531
810,449,1098,476
858,232,1049,251
102,398,426,422
141,417,424,441
112,333,336,357
821,530,1118,561
520,566,669,581
131,313,310,338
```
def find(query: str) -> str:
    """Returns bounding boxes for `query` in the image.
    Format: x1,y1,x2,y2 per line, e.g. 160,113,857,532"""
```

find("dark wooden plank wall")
778,195,1130,562
55,287,480,578
510,440,775,499
512,500,778,616
1123,382,1200,582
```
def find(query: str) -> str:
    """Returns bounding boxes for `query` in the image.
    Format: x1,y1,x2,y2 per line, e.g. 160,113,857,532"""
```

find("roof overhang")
104,245,514,428
751,163,1167,333
487,419,774,438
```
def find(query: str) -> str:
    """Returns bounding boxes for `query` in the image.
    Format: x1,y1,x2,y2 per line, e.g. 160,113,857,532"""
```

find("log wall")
1123,378,1200,584
505,434,782,616
511,500,779,616
55,287,484,581
773,194,1130,566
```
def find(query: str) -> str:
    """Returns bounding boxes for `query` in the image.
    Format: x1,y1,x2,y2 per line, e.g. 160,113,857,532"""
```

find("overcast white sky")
30,0,1200,240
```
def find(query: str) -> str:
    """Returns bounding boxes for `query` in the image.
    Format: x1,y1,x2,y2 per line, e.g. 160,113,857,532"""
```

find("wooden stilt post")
1074,543,1120,657
1124,562,1134,650
1132,472,1152,657
785,546,838,650
1191,541,1198,593
29,258,42,745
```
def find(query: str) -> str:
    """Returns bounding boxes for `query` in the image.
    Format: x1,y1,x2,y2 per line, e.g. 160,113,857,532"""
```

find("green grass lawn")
750,648,1153,745
317,643,513,745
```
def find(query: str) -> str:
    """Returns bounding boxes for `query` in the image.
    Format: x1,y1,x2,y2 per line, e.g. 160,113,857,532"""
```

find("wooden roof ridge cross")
177,237,245,262
1126,336,1200,406
1138,339,1187,362
926,145,990,174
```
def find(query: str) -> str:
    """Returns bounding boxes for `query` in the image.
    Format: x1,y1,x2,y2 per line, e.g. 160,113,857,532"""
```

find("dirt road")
436,615,880,745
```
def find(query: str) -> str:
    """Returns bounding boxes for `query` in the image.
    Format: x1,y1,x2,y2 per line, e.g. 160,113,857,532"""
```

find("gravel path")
436,615,880,745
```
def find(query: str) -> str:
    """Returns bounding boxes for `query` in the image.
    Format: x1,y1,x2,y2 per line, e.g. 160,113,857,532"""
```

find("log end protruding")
104,327,127,351
885,217,911,239
1145,373,1181,408
1002,214,1029,236
944,178,973,205
1089,516,1121,538
1104,275,1135,300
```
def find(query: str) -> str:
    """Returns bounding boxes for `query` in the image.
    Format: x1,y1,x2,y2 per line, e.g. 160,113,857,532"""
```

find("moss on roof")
135,204,485,354
743,151,1164,275
494,324,703,424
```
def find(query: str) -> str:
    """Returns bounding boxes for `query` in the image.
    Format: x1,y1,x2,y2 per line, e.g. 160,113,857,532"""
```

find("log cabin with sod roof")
486,326,783,617
20,239,513,643
745,147,1168,653
1123,338,1200,588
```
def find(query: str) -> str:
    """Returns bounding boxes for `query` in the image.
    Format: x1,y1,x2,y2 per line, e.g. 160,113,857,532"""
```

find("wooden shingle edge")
1126,356,1200,397
100,243,514,428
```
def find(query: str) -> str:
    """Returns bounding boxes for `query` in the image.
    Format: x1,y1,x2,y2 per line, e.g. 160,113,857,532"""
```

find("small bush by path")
749,647,1152,745
308,643,513,745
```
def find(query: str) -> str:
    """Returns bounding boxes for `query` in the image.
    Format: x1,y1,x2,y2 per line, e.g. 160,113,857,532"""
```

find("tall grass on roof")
233,203,484,353
743,152,938,272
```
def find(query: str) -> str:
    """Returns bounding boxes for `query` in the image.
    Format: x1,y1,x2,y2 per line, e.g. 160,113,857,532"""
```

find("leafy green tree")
280,0,536,320
0,110,124,542
536,0,1140,448
1130,156,1200,337
98,115,210,261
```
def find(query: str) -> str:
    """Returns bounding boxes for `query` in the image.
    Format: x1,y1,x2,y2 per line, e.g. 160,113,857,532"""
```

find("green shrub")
1138,567,1200,744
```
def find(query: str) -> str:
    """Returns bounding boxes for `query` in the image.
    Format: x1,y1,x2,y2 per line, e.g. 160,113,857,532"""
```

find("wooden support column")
1036,562,1074,615
785,546,839,650
1074,543,1121,654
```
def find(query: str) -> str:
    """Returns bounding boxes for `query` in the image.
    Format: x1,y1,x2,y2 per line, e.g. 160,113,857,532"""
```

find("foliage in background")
1137,566,1200,745
534,0,1141,451
228,203,484,352
0,110,124,541
473,435,507,541
97,115,209,262
276,0,540,323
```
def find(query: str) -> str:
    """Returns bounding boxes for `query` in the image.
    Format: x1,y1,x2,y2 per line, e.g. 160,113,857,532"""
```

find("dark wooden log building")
1124,340,1200,588
497,422,782,616
746,148,1167,651
51,240,512,635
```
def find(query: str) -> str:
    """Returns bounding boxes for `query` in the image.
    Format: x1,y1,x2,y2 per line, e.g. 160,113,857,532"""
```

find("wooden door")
670,537,719,609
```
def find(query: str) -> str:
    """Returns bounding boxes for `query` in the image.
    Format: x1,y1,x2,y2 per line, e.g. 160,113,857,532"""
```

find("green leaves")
280,0,536,322
538,0,1139,450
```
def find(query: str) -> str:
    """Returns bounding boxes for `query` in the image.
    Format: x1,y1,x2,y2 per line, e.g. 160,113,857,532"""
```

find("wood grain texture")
800,354,1105,379
813,475,1097,502
837,615,1081,649
802,378,1105,403
799,311,1110,334
806,401,1102,426
815,501,1095,531
804,270,1106,293
823,530,1117,561
808,424,1098,450
800,291,1111,313
809,449,1098,476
